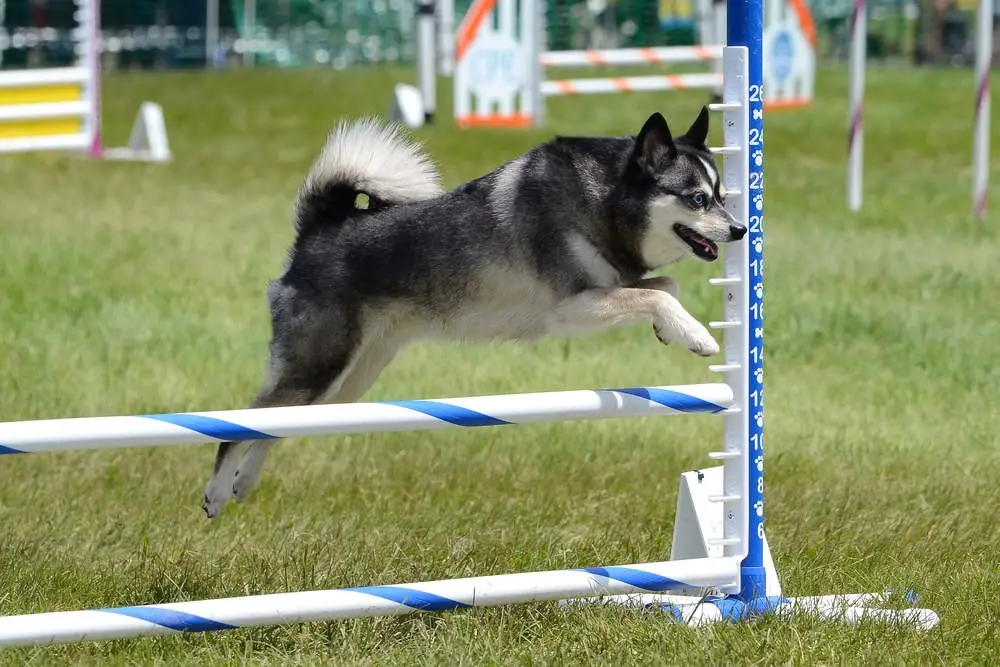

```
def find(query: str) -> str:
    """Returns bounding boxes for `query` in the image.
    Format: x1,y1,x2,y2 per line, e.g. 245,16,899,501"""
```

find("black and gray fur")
203,108,746,517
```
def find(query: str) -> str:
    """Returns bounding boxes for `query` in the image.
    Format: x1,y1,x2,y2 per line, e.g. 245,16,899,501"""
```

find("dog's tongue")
696,235,717,255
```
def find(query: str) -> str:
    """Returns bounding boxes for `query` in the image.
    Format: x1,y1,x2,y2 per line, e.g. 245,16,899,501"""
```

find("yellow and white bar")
0,0,101,156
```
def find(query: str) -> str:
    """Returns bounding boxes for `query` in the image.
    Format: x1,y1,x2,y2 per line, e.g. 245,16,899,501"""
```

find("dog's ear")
631,112,676,173
678,106,710,149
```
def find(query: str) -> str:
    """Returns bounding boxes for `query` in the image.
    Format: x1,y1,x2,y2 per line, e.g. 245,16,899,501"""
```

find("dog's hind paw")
202,494,226,519
232,468,261,504
202,477,233,519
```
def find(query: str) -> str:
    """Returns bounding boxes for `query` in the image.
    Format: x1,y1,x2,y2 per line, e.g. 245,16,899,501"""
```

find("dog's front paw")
683,325,720,357
653,322,673,346
654,313,717,356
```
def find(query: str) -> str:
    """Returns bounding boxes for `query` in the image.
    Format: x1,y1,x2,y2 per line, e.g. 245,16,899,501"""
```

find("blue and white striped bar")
0,556,739,647
0,383,732,455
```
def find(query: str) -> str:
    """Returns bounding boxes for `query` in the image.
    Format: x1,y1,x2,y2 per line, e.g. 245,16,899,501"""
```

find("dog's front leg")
548,277,719,356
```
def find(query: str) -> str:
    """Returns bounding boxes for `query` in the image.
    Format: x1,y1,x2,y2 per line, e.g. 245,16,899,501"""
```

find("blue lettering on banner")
770,30,794,83
469,49,520,86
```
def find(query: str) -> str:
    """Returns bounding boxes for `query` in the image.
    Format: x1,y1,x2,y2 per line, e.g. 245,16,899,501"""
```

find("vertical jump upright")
731,0,767,605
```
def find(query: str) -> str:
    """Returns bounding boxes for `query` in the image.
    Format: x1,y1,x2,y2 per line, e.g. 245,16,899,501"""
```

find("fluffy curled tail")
295,117,443,234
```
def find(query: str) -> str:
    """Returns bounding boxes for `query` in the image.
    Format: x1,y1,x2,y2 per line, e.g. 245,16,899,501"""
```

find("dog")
202,107,746,518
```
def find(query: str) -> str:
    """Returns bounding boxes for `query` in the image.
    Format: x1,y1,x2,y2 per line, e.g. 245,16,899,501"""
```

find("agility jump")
0,1,939,648
0,0,170,161
452,0,816,128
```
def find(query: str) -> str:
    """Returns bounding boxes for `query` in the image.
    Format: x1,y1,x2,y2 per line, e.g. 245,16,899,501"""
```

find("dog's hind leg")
231,338,399,505
202,353,348,517
202,290,360,518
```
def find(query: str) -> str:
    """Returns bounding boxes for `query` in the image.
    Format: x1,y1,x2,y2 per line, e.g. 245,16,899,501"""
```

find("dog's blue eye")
691,193,708,207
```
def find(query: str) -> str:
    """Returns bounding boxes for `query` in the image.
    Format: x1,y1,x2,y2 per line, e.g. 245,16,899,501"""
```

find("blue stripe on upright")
579,566,686,591
744,595,790,616
615,387,726,413
140,414,279,442
707,597,748,622
99,606,237,632
0,444,25,455
384,400,511,427
345,585,471,611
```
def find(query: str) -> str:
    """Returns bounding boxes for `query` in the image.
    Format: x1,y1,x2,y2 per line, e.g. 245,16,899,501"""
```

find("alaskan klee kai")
203,107,746,517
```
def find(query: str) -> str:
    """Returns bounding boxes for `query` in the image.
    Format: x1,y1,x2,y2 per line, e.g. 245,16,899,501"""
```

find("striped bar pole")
0,557,739,647
973,0,992,219
541,73,723,96
541,46,723,68
0,384,732,455
847,0,866,212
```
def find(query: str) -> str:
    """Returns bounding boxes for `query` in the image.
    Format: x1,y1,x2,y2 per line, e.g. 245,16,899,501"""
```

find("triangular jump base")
103,102,173,163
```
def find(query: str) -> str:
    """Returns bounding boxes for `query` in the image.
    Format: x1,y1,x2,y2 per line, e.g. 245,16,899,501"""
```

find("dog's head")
626,108,746,268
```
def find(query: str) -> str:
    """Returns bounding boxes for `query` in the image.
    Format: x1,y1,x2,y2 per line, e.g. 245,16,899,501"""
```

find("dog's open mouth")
673,224,719,261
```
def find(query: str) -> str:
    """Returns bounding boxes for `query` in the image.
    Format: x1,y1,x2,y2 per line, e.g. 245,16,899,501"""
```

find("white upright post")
0,0,7,67
710,0,727,98
78,0,101,157
847,0,866,212
716,46,752,594
526,0,544,127
243,0,256,68
417,0,437,123
438,0,455,76
206,0,220,67
973,0,992,219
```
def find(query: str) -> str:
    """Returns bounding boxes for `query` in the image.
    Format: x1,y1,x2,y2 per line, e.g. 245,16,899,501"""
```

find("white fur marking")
644,196,689,268
696,155,719,192
488,155,527,217
568,233,620,287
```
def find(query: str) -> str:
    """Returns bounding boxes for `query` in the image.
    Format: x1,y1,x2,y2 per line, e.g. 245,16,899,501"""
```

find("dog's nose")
730,223,747,240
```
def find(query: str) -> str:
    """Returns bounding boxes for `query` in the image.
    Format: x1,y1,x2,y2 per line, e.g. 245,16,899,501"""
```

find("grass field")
1,63,999,665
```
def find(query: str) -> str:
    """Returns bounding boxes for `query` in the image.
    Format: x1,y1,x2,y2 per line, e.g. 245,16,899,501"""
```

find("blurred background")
0,0,996,72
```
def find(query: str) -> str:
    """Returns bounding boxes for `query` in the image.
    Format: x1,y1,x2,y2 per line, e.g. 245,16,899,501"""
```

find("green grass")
1,63,999,664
